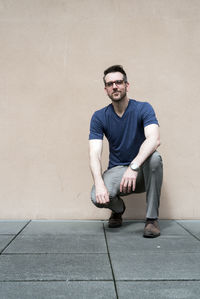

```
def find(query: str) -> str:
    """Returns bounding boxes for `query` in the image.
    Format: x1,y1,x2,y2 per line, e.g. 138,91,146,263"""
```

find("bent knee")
91,185,97,204
149,152,163,171
91,182,118,203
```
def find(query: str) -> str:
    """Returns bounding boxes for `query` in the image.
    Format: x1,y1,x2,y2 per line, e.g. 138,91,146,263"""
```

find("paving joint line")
68,279,113,282
0,279,114,282
175,221,200,242
116,279,200,282
2,252,108,255
103,223,118,299
0,220,31,255
0,278,200,283
0,280,67,283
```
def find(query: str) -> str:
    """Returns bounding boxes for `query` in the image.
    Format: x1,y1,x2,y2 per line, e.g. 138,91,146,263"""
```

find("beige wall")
0,0,200,219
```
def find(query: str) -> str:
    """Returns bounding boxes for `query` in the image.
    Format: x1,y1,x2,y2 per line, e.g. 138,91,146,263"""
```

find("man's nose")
112,82,117,88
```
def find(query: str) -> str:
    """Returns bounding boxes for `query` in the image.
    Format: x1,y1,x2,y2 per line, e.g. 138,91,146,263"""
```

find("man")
89,65,163,238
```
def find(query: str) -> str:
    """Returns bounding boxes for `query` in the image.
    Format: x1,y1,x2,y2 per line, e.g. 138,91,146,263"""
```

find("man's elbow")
156,138,161,148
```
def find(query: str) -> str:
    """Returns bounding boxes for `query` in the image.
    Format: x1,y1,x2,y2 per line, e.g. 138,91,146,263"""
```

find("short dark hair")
103,65,127,84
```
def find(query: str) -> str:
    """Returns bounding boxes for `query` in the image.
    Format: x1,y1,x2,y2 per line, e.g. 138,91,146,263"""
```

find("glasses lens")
115,80,124,85
106,82,113,87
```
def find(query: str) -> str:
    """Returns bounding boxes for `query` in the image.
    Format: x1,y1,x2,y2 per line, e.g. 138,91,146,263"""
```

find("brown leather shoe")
143,219,160,238
108,202,126,228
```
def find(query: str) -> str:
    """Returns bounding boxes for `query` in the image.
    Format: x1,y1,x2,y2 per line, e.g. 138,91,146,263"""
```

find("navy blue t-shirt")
89,99,159,169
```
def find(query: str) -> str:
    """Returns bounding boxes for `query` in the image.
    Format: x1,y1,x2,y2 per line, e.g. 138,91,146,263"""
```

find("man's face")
104,72,129,102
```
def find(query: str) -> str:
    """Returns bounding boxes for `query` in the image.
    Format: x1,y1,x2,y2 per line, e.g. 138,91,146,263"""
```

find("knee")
91,185,97,205
148,152,163,172
91,181,118,202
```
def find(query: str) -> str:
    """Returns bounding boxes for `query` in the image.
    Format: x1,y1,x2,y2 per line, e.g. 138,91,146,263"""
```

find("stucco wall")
0,0,199,219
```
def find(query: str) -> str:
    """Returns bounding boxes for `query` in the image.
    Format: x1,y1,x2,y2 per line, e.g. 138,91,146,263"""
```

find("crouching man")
89,65,163,238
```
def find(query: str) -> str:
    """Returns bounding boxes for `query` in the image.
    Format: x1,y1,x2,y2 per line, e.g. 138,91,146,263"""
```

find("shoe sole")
143,233,160,238
108,223,122,228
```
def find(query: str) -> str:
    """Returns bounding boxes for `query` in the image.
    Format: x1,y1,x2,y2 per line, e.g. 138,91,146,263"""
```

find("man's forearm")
89,156,104,185
89,140,105,186
89,154,109,204
132,136,160,167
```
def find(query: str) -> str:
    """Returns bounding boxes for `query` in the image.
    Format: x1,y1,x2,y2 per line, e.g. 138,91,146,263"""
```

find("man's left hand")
120,167,138,193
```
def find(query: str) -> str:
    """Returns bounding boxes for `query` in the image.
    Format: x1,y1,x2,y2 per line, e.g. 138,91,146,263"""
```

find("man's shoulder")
129,99,154,112
92,104,112,118
129,99,151,107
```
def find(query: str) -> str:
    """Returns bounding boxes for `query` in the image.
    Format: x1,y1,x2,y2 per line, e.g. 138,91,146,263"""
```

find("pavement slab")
106,234,200,253
4,234,107,254
0,254,112,281
177,220,200,239
117,281,200,299
0,281,116,299
21,221,104,235
159,220,193,236
0,221,29,234
110,252,200,280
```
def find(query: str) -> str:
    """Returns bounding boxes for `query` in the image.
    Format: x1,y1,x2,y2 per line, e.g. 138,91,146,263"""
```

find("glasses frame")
105,80,125,88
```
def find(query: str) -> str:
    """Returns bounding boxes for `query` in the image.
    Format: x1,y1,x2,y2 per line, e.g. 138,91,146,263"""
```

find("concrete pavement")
0,219,200,298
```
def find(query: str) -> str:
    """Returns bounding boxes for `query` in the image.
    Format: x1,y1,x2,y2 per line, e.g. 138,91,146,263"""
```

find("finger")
96,195,101,204
97,194,109,204
123,179,128,187
104,193,110,203
127,180,132,193
97,194,104,204
120,179,124,193
123,179,128,193
122,186,126,193
132,179,136,191
101,196,105,204
101,195,107,204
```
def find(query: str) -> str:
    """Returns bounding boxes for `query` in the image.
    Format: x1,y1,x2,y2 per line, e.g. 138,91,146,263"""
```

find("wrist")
130,161,140,172
95,178,105,187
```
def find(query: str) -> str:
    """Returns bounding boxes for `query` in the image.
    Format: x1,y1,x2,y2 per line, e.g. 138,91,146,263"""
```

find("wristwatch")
130,162,140,172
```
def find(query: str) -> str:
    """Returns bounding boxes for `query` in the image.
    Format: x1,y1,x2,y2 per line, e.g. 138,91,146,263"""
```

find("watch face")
131,163,139,171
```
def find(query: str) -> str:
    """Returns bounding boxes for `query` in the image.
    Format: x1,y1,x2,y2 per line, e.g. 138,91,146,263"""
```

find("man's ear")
126,82,130,91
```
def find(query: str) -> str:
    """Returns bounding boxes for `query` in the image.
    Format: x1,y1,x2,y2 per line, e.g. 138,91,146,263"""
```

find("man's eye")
116,80,123,85
106,82,113,87
105,80,124,87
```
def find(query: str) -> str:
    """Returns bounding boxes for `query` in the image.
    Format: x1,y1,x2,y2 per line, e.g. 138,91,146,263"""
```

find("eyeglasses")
105,80,125,88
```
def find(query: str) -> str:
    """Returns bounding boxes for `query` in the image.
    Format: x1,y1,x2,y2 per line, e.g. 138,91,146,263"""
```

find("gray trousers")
91,151,163,219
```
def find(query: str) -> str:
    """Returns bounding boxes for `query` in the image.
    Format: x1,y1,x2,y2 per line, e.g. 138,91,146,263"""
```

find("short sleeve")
89,112,104,140
140,102,159,127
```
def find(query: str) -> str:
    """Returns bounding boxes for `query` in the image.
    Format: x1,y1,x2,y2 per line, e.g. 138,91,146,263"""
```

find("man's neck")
112,97,129,117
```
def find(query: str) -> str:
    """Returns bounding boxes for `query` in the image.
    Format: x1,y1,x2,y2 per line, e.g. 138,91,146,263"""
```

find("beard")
107,88,127,102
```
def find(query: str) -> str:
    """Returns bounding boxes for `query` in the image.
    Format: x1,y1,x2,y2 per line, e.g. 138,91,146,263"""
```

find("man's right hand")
95,183,110,204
